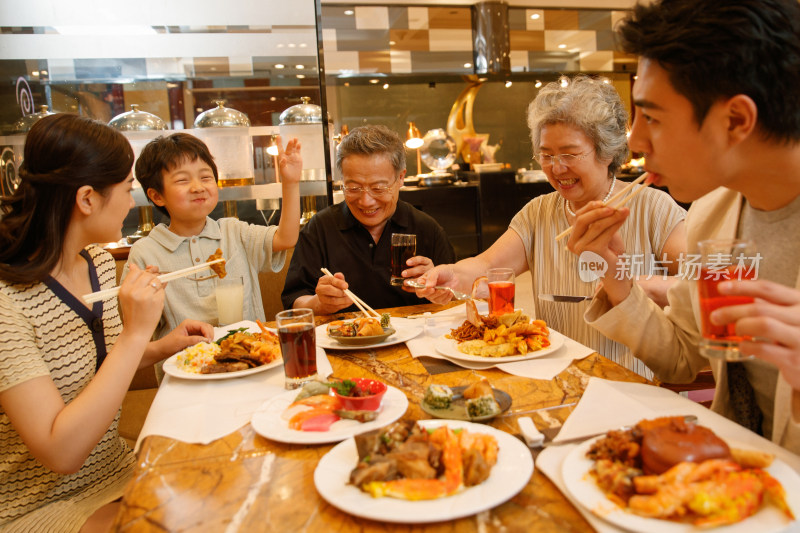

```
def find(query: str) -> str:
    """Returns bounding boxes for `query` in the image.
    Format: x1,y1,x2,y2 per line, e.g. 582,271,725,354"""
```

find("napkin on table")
405,304,593,380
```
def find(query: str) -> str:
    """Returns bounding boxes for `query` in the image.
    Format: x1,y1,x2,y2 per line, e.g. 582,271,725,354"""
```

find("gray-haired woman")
415,75,686,378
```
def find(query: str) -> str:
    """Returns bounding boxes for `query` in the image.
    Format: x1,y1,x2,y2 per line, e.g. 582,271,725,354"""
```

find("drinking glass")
215,276,244,325
390,233,417,286
697,239,759,361
276,308,318,389
487,268,515,315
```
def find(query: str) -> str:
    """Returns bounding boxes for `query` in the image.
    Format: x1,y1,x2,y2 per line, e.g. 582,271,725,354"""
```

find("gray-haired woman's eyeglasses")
534,151,593,167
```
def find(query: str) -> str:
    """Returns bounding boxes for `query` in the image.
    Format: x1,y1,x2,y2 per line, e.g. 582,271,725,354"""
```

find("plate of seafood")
561,416,800,533
316,317,422,350
314,419,533,523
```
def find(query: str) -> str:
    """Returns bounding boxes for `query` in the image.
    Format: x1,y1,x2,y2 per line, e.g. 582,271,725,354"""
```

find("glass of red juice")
697,239,758,361
487,268,515,315
390,233,416,286
276,308,318,389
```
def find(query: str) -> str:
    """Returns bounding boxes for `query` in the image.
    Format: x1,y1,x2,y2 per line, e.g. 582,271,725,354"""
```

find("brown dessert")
640,417,731,474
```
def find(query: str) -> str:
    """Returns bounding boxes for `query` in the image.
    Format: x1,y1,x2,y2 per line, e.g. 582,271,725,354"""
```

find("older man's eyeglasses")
534,151,593,168
341,181,397,199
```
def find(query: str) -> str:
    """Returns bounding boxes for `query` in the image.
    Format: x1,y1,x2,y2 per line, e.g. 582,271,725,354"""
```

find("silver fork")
403,280,471,300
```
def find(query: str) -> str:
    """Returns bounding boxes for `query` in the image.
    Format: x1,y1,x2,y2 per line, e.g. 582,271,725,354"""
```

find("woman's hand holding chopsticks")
117,264,165,338
555,173,654,242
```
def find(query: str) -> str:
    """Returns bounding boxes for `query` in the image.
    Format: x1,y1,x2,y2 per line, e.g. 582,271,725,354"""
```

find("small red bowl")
332,378,387,411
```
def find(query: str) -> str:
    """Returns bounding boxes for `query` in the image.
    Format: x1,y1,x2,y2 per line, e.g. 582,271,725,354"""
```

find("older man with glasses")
281,124,455,315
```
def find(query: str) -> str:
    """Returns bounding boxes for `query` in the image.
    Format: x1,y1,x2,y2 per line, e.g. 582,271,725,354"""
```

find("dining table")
110,302,800,533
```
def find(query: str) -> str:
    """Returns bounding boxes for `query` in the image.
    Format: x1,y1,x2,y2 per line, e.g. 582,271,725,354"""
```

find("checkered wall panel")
322,6,634,75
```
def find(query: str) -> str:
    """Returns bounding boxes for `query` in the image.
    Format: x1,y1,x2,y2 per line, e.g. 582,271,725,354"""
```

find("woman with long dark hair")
0,114,212,532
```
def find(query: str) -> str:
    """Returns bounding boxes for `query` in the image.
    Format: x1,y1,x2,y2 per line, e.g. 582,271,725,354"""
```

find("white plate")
162,320,284,380
561,436,800,533
251,386,409,444
162,352,283,381
314,419,533,523
317,318,422,350
435,330,566,363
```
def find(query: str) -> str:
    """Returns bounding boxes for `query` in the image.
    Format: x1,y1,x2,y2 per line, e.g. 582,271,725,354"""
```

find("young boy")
124,132,301,337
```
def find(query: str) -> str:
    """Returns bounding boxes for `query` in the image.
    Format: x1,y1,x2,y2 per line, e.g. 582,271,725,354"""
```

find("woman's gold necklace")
565,176,616,218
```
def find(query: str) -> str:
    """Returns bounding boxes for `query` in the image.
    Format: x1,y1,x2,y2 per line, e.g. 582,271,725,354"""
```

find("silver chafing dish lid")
193,100,251,128
279,96,322,125
108,104,167,131
14,105,55,133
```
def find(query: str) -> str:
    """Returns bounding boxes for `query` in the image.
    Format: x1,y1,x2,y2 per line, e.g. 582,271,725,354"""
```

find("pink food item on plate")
300,413,341,432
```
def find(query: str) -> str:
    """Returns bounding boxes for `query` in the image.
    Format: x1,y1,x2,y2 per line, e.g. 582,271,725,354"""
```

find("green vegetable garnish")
215,327,248,345
328,379,359,397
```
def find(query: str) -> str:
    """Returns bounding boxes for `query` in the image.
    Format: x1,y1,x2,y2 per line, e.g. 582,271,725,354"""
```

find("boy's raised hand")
277,136,303,184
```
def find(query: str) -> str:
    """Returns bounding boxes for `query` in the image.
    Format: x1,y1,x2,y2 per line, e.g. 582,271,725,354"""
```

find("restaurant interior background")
0,0,641,257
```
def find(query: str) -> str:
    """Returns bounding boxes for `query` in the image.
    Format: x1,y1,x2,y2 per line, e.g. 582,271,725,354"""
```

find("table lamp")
405,122,423,176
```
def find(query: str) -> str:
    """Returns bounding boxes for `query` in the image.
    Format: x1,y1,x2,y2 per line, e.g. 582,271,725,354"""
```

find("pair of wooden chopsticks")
319,267,381,319
555,173,652,241
81,258,225,304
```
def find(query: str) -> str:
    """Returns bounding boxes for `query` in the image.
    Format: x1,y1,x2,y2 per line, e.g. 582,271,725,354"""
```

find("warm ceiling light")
505,81,513,88
389,40,396,45
295,64,304,69
383,83,389,89
633,75,639,80
369,79,379,84
275,64,285,69
41,70,48,75
31,71,39,76
288,43,296,48
344,9,354,15
270,96,276,101
603,79,610,84
558,44,566,49
464,63,472,68
560,79,569,87
296,74,305,79
531,13,540,20
534,80,542,88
